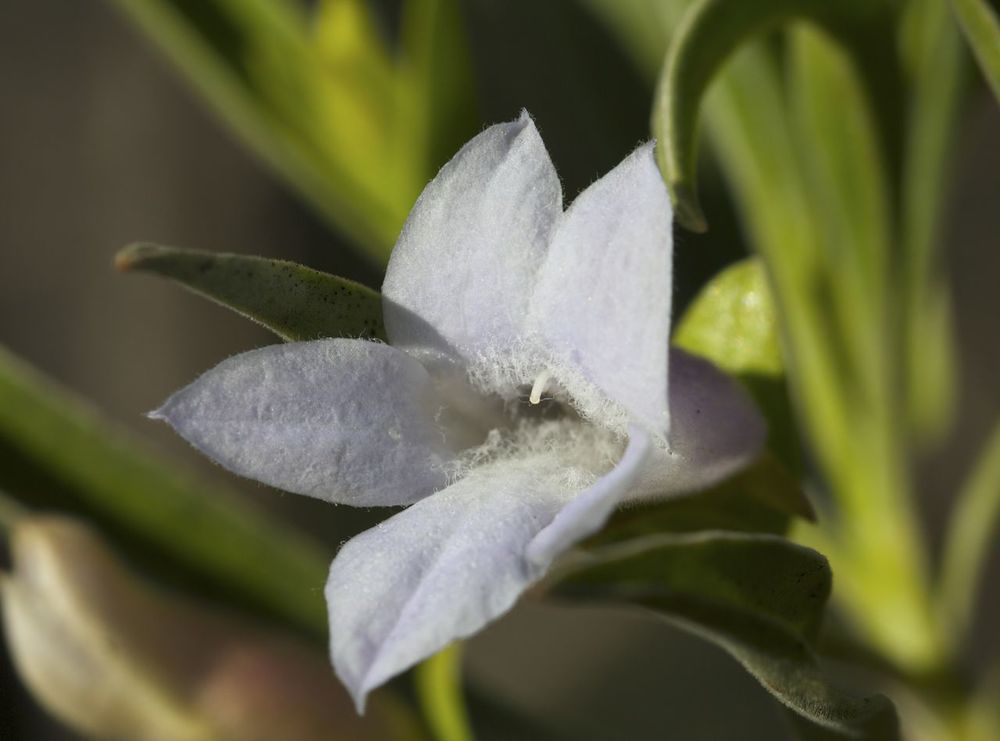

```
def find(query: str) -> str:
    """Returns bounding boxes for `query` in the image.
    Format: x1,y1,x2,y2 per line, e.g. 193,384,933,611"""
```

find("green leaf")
115,243,387,342
900,0,965,441
551,532,899,739
393,0,478,183
939,419,1000,645
951,0,1000,101
787,24,894,436
674,258,800,470
590,453,813,546
674,258,781,378
109,0,407,259
0,345,330,640
652,0,881,231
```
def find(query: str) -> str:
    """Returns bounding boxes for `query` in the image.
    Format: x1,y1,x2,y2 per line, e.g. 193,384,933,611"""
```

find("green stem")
414,643,473,741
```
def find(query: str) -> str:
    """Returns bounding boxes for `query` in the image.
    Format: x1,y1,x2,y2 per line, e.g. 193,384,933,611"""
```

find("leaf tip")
113,243,163,273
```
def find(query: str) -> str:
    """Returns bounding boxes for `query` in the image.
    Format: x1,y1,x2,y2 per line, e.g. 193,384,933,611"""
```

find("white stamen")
528,370,551,405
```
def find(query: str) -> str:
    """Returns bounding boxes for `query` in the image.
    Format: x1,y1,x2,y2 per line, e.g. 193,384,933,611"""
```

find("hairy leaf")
552,532,898,739
116,243,386,342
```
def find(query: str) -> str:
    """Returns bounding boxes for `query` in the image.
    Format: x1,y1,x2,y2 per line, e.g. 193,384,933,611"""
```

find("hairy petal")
325,434,649,711
630,350,767,499
382,112,562,367
528,143,673,439
526,427,650,564
151,339,454,507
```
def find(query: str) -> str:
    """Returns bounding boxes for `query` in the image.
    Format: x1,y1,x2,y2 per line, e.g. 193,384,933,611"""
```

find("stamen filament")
529,370,551,405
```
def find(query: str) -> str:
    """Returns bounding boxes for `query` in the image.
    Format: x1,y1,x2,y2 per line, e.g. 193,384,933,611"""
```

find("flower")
152,112,765,711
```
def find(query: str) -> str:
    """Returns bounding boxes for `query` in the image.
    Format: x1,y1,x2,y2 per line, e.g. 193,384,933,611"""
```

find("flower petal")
528,143,673,439
325,434,649,711
630,349,768,499
526,427,650,565
151,339,453,507
382,111,562,366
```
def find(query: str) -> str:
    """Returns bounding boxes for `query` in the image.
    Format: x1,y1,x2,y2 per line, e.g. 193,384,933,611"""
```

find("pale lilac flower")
152,112,765,710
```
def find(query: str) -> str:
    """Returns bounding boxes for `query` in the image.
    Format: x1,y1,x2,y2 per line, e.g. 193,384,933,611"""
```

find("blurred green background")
1,0,998,738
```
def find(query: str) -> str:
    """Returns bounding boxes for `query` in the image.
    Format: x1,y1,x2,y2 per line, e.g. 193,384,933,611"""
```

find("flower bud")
1,516,408,740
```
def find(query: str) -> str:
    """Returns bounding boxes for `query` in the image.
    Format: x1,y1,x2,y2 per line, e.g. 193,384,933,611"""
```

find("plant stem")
414,643,473,741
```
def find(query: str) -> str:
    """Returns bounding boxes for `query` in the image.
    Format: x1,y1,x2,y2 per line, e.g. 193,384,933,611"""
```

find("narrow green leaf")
652,0,879,231
109,0,405,258
939,419,1000,645
0,345,330,640
116,243,387,342
788,24,893,433
394,0,478,182
590,453,813,546
551,532,898,739
900,0,965,441
951,0,1000,100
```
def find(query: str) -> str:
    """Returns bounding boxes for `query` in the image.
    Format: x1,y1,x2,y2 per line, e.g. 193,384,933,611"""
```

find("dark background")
1,1,998,738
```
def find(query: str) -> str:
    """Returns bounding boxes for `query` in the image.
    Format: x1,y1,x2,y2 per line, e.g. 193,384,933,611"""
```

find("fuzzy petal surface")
151,340,453,507
528,143,673,439
630,350,767,499
382,112,562,367
325,434,649,711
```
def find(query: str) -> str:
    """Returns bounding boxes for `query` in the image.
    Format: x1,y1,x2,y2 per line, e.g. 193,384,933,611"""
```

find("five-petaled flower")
153,112,765,711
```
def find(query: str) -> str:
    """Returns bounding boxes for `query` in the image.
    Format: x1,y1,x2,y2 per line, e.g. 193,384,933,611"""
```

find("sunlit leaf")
115,243,387,342
674,258,781,378
552,532,899,739
0,345,330,639
109,0,406,258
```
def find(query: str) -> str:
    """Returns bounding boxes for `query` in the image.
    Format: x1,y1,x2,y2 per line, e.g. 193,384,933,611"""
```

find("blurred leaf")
591,453,813,546
674,258,800,470
109,0,408,259
393,0,478,181
939,419,1000,644
897,0,966,442
115,243,387,342
2,516,397,741
652,0,880,231
551,532,899,739
950,0,1000,100
0,345,330,640
574,0,687,78
788,24,893,431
